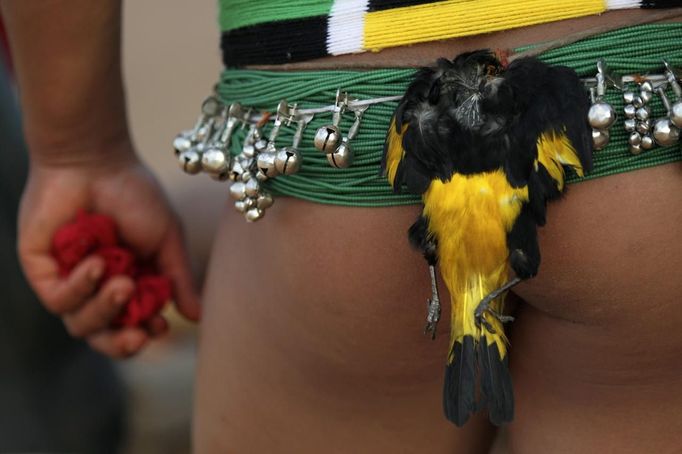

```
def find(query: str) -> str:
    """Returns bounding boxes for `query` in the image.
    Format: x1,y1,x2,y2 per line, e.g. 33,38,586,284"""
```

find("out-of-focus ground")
117,2,225,453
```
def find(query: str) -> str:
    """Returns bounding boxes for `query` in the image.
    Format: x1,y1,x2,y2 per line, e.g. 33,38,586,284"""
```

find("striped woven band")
214,23,682,207
219,0,679,66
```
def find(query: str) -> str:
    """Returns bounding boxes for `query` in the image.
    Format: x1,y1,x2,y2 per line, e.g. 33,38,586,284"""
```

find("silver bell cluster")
622,80,655,154
173,91,404,222
173,97,305,222
586,60,682,154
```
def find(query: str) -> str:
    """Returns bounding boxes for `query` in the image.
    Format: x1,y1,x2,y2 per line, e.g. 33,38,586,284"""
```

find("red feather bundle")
52,210,171,327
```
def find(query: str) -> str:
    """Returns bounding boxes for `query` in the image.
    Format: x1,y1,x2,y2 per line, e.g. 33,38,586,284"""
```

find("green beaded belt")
173,23,682,214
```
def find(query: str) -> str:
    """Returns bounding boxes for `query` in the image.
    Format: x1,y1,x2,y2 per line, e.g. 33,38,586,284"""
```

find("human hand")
17,147,200,358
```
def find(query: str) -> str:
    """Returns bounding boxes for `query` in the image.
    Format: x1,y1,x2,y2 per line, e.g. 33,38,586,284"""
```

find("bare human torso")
193,9,682,453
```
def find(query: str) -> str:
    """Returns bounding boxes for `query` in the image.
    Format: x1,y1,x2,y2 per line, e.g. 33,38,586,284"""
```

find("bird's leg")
474,277,521,333
424,264,441,340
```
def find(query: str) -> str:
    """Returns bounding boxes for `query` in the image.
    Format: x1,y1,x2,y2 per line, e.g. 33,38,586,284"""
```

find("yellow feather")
423,170,529,360
385,119,407,186
536,131,584,191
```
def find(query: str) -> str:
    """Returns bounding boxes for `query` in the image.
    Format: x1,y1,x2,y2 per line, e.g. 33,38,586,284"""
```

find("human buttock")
505,162,682,454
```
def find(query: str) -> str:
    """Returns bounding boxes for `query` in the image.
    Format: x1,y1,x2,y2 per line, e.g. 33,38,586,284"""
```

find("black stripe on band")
368,0,442,11
221,16,329,67
641,0,682,8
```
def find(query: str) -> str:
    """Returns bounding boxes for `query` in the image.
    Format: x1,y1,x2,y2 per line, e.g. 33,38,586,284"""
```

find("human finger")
62,275,135,338
87,327,149,359
22,253,106,314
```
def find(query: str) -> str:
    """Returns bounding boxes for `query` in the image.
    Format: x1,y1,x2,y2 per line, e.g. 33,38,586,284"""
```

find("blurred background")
0,1,227,453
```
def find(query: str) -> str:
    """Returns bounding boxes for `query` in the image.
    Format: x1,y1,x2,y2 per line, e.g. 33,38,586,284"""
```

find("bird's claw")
424,297,441,340
474,297,515,334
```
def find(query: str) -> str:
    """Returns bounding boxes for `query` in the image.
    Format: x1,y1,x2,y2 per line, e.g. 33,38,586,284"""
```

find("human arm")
0,0,200,357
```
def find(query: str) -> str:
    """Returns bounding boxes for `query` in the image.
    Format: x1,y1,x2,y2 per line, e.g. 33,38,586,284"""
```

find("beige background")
123,0,226,268
118,2,224,453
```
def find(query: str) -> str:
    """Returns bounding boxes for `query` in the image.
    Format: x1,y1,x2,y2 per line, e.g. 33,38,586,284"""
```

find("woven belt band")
216,23,682,207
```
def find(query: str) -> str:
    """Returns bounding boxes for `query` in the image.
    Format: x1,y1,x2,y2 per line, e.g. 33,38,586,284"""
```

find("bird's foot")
474,295,515,334
423,296,441,340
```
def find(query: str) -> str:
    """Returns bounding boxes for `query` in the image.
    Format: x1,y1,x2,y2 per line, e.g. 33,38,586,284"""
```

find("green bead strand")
216,23,682,207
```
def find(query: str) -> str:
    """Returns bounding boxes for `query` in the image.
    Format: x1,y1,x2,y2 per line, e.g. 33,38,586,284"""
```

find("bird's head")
437,50,504,130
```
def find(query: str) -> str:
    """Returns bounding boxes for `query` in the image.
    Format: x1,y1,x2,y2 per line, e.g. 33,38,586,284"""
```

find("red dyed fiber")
52,210,171,327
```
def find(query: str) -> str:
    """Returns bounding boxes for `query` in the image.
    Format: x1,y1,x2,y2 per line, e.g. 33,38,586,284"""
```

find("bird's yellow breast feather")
423,169,529,354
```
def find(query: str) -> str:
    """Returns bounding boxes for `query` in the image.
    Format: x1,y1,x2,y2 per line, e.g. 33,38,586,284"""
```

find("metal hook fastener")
314,90,349,153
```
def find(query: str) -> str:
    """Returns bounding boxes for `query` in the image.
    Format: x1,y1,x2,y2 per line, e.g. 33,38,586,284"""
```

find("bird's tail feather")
442,273,514,426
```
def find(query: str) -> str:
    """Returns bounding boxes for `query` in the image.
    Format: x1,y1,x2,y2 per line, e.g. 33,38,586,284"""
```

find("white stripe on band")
327,0,370,55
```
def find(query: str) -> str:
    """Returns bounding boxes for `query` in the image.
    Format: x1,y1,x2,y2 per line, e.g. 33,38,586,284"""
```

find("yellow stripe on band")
364,0,607,51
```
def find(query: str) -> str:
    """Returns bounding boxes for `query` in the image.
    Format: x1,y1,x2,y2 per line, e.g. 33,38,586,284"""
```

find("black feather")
443,336,477,426
477,340,514,426
507,204,541,279
408,216,438,265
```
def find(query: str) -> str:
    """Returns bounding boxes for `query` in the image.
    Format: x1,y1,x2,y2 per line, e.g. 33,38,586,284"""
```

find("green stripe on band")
218,0,334,32
216,24,682,207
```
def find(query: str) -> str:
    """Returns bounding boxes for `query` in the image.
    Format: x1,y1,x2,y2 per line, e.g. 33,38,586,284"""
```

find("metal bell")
273,113,311,176
636,120,651,135
255,139,269,153
629,143,643,155
327,139,354,168
229,181,247,200
242,197,256,209
241,170,253,183
256,193,274,210
588,102,617,129
245,178,260,198
640,89,654,104
201,148,230,174
591,129,610,150
623,118,637,132
173,132,193,155
628,132,641,146
314,125,342,153
234,200,247,213
632,96,644,109
275,148,302,175
635,106,651,121
587,61,617,130
623,104,636,119
641,135,655,150
255,170,269,182
672,101,682,129
245,208,264,222
228,159,245,181
314,90,348,153
639,80,654,104
177,150,202,174
623,91,635,104
256,152,279,179
640,80,654,93
653,118,680,147
653,86,681,147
